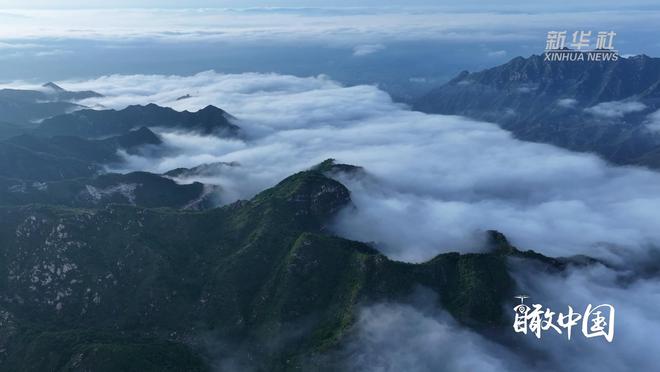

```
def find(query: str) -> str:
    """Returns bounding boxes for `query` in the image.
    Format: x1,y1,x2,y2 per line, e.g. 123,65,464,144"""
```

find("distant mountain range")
0,84,239,141
414,54,660,169
0,127,163,181
40,82,103,102
0,171,216,210
38,104,240,138
0,83,242,211
0,87,240,211
0,83,102,130
0,118,230,212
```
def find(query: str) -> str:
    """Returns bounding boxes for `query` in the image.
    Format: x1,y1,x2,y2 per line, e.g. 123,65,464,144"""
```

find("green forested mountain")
0,161,571,371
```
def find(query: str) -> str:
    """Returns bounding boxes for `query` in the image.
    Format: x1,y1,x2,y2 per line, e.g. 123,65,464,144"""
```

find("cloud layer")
338,259,660,372
352,43,385,56
336,300,524,372
585,100,647,118
32,71,660,264
7,70,660,371
0,7,659,48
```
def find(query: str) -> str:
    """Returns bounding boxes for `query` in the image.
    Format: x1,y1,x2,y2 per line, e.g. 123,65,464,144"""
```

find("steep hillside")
0,163,572,371
414,54,660,168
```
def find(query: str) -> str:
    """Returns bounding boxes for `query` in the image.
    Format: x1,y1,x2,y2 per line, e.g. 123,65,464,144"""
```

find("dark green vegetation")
414,54,660,168
0,159,572,371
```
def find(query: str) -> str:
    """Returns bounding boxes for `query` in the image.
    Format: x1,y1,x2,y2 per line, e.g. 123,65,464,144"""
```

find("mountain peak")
124,103,164,110
42,82,66,92
311,158,364,175
252,170,351,227
414,53,660,168
486,230,516,254
39,103,240,138
114,126,162,149
198,104,225,114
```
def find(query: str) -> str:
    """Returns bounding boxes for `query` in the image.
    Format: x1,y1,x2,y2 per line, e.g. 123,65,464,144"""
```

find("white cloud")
0,41,41,49
509,259,660,372
0,42,71,59
0,8,658,45
33,49,72,57
339,258,660,372
487,49,507,57
352,43,385,56
557,98,577,108
338,301,524,372
409,77,428,83
585,100,646,118
644,108,660,132
45,71,660,267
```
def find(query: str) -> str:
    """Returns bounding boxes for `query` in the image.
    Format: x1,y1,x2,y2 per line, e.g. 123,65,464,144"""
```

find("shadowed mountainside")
414,54,660,168
38,104,240,139
0,84,102,130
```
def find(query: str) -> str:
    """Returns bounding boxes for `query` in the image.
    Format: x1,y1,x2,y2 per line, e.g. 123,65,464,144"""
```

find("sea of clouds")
338,260,660,372
24,71,660,371
45,71,660,262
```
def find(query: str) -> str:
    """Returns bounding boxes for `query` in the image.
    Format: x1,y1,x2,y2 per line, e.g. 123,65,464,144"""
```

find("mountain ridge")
38,104,240,139
0,160,596,371
414,53,660,168
0,84,103,128
0,127,164,182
